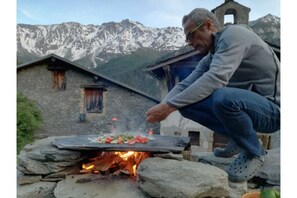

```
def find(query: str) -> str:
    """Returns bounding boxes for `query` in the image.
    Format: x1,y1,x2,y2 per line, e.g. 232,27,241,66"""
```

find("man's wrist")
165,103,178,112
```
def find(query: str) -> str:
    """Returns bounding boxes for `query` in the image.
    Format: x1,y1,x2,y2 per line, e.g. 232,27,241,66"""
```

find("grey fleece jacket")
163,24,280,108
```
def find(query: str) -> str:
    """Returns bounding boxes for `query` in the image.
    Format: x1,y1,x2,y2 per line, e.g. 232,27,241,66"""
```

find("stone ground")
54,174,149,198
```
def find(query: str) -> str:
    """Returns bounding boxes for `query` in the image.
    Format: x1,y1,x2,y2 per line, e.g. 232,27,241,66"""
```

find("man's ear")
204,19,214,31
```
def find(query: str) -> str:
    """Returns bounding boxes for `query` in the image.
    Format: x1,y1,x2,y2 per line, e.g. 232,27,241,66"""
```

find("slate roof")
17,53,160,103
211,0,251,12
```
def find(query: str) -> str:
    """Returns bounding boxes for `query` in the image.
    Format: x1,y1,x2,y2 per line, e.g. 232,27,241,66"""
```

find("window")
52,70,66,90
189,131,200,146
85,88,103,113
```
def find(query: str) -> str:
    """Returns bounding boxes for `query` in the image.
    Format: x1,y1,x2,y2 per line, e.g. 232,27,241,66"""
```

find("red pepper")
128,139,136,144
134,135,148,144
105,136,113,143
135,135,142,143
140,137,148,143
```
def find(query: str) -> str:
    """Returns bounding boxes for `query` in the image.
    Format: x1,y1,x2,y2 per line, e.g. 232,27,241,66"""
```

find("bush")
17,92,43,154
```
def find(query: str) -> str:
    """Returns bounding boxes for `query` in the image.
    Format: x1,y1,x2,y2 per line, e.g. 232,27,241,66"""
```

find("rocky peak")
249,14,280,46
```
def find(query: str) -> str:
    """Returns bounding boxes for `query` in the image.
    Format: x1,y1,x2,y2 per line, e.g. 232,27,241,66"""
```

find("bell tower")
211,0,251,27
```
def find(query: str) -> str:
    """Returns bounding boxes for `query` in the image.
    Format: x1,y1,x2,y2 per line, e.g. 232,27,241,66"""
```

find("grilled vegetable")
96,134,150,144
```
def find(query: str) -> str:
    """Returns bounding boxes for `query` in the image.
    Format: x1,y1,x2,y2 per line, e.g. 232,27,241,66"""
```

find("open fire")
80,151,151,176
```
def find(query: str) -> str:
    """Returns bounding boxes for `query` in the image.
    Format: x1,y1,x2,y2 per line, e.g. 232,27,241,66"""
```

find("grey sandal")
226,151,265,182
213,138,241,158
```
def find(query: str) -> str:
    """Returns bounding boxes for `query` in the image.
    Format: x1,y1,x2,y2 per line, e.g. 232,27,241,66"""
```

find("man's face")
183,19,213,54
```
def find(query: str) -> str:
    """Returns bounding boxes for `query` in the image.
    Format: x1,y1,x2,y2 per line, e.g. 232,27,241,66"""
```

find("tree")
17,92,43,154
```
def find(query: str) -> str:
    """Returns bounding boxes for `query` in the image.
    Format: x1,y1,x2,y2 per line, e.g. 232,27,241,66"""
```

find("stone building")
17,53,159,139
211,0,251,27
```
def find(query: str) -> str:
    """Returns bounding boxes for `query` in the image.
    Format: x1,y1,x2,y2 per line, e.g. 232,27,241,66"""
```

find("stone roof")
211,0,251,12
17,53,160,102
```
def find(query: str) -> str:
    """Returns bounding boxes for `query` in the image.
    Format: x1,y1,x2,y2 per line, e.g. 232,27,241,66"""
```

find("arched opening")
224,14,234,25
224,8,238,25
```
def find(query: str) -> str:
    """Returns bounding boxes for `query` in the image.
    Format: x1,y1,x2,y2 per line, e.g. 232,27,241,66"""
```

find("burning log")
134,152,151,165
79,169,93,174
82,152,119,172
81,151,150,176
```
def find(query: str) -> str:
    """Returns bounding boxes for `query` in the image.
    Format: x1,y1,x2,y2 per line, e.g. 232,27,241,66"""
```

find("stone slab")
52,135,190,153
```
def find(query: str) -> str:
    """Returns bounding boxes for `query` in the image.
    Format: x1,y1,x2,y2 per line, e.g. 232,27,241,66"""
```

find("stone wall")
17,64,159,139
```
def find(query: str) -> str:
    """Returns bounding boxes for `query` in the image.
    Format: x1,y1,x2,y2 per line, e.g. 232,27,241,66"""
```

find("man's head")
182,8,221,53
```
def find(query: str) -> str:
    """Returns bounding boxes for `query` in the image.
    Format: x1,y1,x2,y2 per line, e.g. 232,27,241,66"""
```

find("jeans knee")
212,88,234,110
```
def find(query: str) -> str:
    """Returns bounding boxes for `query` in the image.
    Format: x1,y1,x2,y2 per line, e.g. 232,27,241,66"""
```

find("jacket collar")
209,31,221,54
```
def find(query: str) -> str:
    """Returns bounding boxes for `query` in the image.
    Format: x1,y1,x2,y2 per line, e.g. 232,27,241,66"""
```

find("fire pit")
52,134,191,177
17,135,231,198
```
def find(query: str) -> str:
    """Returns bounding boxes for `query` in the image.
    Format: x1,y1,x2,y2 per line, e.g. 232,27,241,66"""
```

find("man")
146,8,280,182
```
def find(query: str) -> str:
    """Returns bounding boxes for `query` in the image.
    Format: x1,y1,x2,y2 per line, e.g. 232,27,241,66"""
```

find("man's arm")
146,103,177,123
146,55,211,123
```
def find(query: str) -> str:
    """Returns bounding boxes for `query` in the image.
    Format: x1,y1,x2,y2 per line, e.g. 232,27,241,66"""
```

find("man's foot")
226,151,265,182
213,138,241,158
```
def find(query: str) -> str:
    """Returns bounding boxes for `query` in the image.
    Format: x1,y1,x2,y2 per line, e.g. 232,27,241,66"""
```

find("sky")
16,0,280,28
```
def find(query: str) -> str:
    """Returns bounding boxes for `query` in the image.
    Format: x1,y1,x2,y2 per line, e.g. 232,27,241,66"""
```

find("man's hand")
146,103,177,123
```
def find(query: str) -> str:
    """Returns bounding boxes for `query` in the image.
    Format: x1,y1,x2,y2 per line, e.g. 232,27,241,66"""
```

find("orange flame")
82,164,94,170
81,151,150,176
115,151,135,160
132,164,137,176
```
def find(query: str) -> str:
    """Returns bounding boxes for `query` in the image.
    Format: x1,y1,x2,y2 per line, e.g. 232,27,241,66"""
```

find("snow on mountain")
258,14,280,25
17,19,186,68
249,14,280,46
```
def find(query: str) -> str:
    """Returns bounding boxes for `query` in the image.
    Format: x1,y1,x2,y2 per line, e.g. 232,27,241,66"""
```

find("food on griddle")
96,134,149,144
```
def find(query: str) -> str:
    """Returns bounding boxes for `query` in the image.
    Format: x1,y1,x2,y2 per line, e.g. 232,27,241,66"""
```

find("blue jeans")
179,87,280,157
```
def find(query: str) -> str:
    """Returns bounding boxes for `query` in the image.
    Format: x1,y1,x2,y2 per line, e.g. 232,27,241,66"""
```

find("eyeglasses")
185,22,205,43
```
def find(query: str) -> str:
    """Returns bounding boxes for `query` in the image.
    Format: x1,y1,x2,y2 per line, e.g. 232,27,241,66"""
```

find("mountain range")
17,19,185,67
17,14,280,99
17,14,280,66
